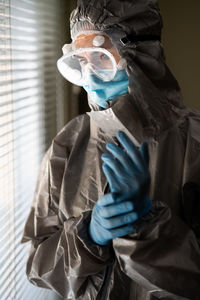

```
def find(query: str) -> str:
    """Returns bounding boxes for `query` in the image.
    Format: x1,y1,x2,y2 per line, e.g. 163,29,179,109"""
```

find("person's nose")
86,57,95,66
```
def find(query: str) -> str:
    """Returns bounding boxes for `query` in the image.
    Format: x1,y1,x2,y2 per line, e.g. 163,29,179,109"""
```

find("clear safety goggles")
57,32,126,86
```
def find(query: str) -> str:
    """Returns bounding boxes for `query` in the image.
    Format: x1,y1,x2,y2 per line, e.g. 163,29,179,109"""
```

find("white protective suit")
21,0,200,299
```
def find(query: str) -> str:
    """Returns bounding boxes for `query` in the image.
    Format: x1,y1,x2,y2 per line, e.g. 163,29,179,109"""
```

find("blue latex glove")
89,193,137,245
89,131,152,246
101,131,152,219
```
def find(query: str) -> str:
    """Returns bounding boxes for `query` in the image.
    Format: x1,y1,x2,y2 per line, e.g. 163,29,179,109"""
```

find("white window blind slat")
0,126,44,151
0,277,15,300
0,43,40,51
0,260,14,288
0,200,31,245
0,226,13,257
0,95,39,114
0,90,40,104
0,120,43,148
0,111,41,136
0,249,17,283
0,193,35,236
0,65,57,78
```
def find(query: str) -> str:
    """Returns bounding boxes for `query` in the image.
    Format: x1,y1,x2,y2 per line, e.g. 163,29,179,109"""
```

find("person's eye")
100,54,109,60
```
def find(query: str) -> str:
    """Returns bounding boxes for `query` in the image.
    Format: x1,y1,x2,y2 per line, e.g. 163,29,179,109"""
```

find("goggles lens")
57,48,117,86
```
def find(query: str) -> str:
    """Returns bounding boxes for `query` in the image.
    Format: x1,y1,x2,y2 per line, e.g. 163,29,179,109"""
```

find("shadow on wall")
159,0,200,110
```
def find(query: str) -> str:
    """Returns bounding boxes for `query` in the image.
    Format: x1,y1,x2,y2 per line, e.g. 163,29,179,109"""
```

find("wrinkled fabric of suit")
21,0,200,299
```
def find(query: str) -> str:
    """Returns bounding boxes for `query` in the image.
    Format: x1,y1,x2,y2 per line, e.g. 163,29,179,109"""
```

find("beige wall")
158,0,200,110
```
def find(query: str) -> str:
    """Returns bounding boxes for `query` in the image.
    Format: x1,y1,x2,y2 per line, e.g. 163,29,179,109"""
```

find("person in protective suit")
21,0,200,299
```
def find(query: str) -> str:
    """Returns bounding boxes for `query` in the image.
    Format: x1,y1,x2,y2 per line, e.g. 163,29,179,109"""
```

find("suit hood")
70,0,187,141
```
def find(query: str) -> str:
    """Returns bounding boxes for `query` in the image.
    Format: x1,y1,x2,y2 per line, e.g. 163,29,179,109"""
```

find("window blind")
0,0,67,299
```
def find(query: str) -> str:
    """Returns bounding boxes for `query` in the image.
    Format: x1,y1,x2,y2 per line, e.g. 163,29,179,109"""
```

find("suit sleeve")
112,121,200,300
21,143,114,300
113,200,200,300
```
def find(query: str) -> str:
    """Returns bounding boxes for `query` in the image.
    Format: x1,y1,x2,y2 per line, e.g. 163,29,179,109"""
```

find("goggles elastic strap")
120,34,161,46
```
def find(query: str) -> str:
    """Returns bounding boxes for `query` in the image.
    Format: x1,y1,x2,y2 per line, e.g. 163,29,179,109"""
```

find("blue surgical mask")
83,69,129,109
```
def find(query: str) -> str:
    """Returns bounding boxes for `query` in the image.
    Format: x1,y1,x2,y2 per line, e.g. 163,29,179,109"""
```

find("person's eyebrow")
74,55,87,59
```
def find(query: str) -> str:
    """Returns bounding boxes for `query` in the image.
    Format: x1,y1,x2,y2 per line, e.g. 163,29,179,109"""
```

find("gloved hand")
89,131,152,246
89,193,137,245
101,131,152,219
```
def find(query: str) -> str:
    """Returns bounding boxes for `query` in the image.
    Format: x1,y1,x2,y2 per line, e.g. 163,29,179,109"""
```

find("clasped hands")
89,131,152,245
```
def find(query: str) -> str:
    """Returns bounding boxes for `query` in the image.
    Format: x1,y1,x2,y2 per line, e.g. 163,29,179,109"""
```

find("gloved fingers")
116,131,146,171
89,221,134,245
104,143,133,171
98,200,134,218
102,161,140,202
111,191,136,203
102,162,122,194
109,224,135,240
100,211,138,229
89,220,111,246
97,193,117,207
102,156,125,179
140,141,149,166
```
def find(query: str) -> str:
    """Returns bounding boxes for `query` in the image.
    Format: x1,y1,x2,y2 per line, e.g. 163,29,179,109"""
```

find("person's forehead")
74,33,114,50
